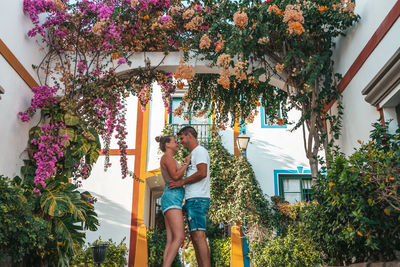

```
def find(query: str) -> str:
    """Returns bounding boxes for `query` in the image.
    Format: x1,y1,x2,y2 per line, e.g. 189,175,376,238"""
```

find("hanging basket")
91,244,109,264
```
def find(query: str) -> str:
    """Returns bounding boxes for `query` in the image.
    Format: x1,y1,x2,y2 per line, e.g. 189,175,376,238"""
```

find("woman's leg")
163,213,172,263
163,209,185,267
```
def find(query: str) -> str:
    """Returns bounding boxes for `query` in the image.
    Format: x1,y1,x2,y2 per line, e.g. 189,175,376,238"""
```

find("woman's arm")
162,154,191,181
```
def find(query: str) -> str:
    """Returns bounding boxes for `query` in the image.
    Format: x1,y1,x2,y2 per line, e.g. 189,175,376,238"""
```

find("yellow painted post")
134,224,148,267
231,224,244,267
233,121,240,157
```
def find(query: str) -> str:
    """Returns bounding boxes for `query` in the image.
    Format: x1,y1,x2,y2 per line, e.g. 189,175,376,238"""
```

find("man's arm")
168,163,207,189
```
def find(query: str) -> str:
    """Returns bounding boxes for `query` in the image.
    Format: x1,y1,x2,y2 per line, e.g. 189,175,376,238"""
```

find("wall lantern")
236,132,250,154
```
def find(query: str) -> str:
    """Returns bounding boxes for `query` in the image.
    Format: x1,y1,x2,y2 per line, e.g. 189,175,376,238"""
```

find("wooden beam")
0,39,38,89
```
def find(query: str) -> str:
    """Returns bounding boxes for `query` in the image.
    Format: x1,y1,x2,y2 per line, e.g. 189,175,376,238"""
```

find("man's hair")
177,126,198,139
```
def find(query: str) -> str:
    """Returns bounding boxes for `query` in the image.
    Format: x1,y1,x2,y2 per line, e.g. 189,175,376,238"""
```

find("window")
278,174,312,203
169,97,211,147
260,102,287,128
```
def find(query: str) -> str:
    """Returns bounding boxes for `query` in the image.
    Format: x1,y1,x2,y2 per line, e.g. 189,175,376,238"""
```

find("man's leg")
191,230,210,267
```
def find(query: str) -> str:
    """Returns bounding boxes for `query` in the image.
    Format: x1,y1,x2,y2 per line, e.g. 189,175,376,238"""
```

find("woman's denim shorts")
161,183,184,215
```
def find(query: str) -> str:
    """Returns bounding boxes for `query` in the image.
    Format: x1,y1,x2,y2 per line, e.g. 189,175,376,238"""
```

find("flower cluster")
283,4,305,35
233,11,249,29
234,60,248,81
267,4,284,16
214,33,225,53
217,54,233,89
31,123,68,193
158,72,176,113
174,57,195,81
199,34,211,49
333,0,355,15
115,98,128,178
18,85,58,122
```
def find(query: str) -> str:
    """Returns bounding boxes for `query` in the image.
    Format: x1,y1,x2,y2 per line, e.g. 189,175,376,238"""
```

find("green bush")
147,229,181,267
210,237,231,267
249,226,323,267
0,175,49,264
70,237,128,266
302,122,400,265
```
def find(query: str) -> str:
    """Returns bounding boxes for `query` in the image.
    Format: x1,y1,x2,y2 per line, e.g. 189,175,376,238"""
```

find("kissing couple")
155,126,211,267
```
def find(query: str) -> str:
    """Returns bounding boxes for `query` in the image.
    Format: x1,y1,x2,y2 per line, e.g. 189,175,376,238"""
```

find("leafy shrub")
302,122,400,264
147,229,181,267
249,226,323,267
0,176,49,264
210,237,231,267
70,237,128,266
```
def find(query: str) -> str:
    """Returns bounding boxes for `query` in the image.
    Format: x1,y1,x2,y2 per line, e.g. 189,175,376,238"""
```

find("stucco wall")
246,108,309,197
332,0,399,155
81,95,139,246
81,155,135,246
0,0,46,177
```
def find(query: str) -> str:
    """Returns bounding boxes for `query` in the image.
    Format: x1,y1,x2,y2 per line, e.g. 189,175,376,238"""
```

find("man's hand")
169,179,184,189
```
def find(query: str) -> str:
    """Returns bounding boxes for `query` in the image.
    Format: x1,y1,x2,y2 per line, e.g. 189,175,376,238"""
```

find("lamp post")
91,243,108,267
236,132,250,155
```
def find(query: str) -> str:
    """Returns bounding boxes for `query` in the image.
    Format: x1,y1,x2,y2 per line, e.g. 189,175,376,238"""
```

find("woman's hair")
155,135,174,152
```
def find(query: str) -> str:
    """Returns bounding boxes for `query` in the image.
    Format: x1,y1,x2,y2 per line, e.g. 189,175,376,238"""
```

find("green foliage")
70,237,128,267
0,175,49,264
208,131,273,229
210,237,231,267
301,122,400,264
270,196,306,236
249,226,323,267
185,74,288,128
147,229,181,267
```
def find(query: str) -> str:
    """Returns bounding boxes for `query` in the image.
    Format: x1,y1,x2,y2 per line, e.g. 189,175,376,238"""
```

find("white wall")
81,155,135,246
0,0,47,177
81,95,139,247
246,108,309,197
147,84,167,172
332,0,399,155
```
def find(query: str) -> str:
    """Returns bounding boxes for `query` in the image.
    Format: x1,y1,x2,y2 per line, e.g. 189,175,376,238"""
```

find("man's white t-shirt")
185,145,210,200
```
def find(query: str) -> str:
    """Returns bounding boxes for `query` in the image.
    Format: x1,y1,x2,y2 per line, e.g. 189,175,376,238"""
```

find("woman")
156,135,191,267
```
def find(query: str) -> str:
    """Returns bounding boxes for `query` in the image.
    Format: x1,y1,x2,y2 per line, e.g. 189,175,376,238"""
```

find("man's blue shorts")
184,198,210,232
161,183,184,215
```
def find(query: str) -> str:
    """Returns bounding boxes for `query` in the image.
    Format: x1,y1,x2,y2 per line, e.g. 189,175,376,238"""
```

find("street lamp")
236,132,250,154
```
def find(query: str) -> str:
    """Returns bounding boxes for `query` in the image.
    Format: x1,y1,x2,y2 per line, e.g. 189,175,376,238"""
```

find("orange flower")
288,21,305,35
275,63,284,73
233,11,249,29
112,52,119,60
176,81,185,90
318,6,329,12
217,68,231,89
277,118,285,126
173,106,184,117
199,34,211,49
268,4,283,16
251,24,256,29
174,57,194,80
143,15,150,20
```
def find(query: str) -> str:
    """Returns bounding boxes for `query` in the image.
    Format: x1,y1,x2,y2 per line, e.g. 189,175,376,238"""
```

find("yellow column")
231,224,244,267
134,224,148,267
233,121,240,156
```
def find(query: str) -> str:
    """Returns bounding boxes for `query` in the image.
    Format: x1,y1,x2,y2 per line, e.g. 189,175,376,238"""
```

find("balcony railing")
171,123,211,148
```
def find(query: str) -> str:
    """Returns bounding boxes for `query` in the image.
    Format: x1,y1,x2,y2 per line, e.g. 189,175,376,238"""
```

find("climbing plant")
177,0,359,177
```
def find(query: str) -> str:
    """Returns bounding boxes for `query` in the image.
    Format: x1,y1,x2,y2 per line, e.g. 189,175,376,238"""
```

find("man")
169,126,211,267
